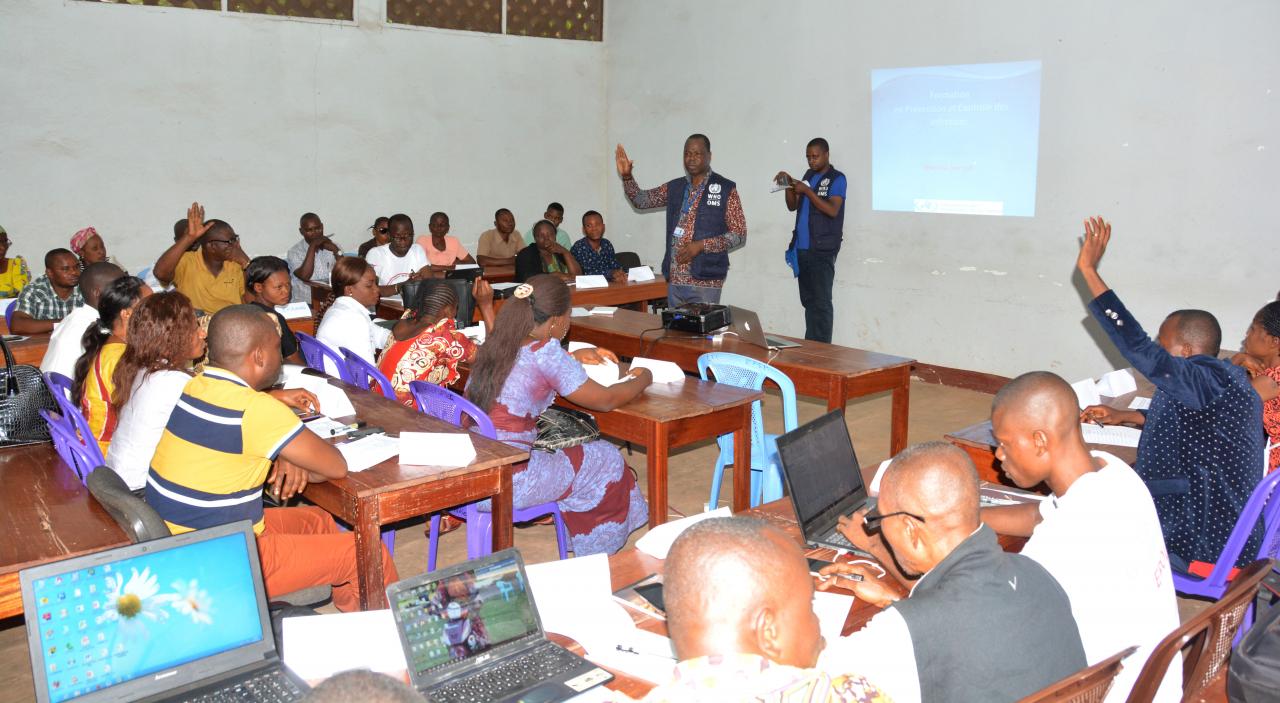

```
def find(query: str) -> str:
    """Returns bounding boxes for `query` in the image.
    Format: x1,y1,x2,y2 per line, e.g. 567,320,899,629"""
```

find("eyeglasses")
206,235,240,247
862,508,927,530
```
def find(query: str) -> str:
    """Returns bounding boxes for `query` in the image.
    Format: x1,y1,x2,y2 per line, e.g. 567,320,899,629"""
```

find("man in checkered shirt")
10,248,84,335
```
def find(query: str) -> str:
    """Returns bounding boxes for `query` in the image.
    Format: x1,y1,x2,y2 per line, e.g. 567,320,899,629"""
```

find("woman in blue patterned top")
570,211,626,282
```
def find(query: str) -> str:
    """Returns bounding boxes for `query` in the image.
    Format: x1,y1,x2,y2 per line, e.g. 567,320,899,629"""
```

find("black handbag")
533,406,601,452
0,334,57,445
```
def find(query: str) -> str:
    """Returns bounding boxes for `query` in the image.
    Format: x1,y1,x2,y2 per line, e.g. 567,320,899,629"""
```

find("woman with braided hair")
1233,300,1280,473
465,274,652,555
378,277,495,406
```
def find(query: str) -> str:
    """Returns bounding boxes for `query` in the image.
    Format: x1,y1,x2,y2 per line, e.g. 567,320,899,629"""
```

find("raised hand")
186,202,214,242
1076,216,1111,275
615,144,634,179
472,277,494,305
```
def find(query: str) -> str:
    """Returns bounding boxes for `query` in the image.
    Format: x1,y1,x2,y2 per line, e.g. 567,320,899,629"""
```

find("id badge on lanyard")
673,179,708,243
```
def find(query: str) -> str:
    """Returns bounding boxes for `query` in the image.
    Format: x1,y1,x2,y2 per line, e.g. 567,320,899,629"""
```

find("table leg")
646,422,669,527
890,370,910,456
731,405,752,512
354,498,385,610
826,378,847,412
492,465,514,552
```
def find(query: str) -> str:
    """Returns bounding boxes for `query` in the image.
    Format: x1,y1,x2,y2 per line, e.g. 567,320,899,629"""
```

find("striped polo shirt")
145,367,303,535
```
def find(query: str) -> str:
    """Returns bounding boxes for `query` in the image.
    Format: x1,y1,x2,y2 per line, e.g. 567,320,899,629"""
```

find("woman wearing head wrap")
0,225,31,298
70,226,124,272
377,278,495,406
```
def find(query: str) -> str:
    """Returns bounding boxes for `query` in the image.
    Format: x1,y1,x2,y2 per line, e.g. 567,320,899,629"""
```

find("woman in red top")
379,277,495,406
1233,300,1280,473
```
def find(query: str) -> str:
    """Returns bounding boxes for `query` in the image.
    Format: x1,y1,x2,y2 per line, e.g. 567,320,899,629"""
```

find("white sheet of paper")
459,323,486,343
1071,378,1102,409
636,507,732,559
627,266,655,282
274,301,314,320
492,282,520,292
302,416,354,438
1128,396,1152,410
589,306,617,316
567,341,596,353
1097,368,1138,397
583,360,621,387
336,433,400,472
629,357,685,384
812,591,856,643
283,373,357,419
282,610,407,684
526,554,636,653
399,432,476,467
575,275,610,289
454,263,480,270
1080,423,1142,447
570,307,592,317
584,628,677,685
868,458,893,497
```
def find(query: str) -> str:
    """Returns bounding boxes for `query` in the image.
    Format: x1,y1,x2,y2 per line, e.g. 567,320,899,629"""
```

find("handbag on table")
0,334,57,446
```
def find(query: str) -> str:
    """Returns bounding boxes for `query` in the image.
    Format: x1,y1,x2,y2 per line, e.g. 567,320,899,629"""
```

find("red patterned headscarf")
70,227,99,254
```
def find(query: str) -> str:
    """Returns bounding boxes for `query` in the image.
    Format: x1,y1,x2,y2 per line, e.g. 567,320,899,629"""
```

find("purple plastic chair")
4,301,15,330
1173,467,1280,637
40,409,101,483
43,372,106,474
409,381,569,571
341,347,395,400
295,332,353,383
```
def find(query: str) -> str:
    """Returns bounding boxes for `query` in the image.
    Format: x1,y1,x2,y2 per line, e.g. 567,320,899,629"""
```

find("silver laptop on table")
20,520,308,703
723,306,802,350
776,409,876,554
387,549,611,703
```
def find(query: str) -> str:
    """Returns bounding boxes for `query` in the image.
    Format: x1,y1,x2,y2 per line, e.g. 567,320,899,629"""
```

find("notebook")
20,520,307,703
723,306,802,350
776,409,875,553
387,549,611,703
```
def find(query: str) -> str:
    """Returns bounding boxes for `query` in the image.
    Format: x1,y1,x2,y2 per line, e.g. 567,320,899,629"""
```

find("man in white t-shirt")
364,213,429,295
40,262,124,379
981,371,1182,703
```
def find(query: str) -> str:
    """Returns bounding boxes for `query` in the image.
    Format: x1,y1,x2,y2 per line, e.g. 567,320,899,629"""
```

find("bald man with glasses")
154,202,251,313
816,442,1086,703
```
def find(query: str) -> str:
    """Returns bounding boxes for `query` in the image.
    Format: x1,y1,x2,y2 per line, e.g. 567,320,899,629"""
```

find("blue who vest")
792,166,846,253
662,171,735,282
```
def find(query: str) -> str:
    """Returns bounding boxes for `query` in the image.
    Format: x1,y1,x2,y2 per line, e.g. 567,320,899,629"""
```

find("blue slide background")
871,60,1042,217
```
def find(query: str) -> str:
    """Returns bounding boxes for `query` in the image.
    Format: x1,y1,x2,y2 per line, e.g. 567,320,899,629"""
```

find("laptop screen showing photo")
779,410,866,529
28,532,264,702
392,554,540,681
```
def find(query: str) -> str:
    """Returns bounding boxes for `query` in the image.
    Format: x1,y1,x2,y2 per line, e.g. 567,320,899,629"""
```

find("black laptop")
20,520,307,703
776,409,876,553
387,549,611,703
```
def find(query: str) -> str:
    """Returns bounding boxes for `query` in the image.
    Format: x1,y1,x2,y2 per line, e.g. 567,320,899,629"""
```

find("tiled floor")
0,381,999,700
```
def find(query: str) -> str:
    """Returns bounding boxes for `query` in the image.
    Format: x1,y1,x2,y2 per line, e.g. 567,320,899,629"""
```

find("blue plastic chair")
4,300,15,330
39,408,101,484
44,372,107,475
409,381,569,571
295,332,353,382
696,352,799,508
341,348,396,400
1172,467,1280,639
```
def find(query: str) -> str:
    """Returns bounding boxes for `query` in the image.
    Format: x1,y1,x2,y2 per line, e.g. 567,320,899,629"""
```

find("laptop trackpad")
505,682,571,703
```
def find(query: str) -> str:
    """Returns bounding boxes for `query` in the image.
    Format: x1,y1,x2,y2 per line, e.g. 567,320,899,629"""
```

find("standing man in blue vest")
616,135,748,307
777,138,846,343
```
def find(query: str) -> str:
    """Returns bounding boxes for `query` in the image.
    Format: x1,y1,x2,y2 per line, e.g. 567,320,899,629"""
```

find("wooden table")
0,444,129,619
558,378,761,527
300,378,528,610
568,308,916,455
2,332,51,368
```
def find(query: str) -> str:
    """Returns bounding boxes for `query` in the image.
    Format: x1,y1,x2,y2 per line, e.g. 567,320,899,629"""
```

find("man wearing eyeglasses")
153,202,251,314
815,442,1085,703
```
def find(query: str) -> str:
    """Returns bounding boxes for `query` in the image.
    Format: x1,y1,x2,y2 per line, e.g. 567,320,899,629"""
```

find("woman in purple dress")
466,275,653,555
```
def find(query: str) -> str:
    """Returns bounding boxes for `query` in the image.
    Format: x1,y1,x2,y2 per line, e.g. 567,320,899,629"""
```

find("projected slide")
871,60,1042,217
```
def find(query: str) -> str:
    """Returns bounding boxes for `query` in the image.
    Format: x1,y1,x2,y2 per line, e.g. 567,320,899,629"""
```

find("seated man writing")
981,371,1181,702
820,442,1085,703
146,304,398,611
624,516,887,702
11,248,83,335
1076,217,1263,570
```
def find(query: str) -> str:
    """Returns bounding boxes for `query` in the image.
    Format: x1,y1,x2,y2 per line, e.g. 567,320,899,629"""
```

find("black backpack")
1228,574,1280,702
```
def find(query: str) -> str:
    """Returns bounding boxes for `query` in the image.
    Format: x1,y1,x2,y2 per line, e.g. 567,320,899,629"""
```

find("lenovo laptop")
20,520,307,703
387,549,611,703
723,306,802,350
776,409,876,554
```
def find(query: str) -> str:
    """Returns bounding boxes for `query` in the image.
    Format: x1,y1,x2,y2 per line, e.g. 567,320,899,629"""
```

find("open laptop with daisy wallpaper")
19,520,308,703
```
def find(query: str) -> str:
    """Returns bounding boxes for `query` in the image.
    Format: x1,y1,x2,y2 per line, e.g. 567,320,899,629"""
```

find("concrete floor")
0,380,1001,700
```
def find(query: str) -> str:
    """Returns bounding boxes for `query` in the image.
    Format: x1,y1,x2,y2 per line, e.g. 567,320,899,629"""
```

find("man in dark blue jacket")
778,137,847,343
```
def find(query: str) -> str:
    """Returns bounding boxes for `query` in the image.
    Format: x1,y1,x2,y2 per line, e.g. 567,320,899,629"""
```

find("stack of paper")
399,432,476,467
284,372,357,418
1128,396,1152,410
570,307,593,317
302,416,356,438
630,357,685,384
635,507,731,559
282,610,407,685
575,275,610,289
627,266,655,282
1071,378,1102,409
336,433,400,472
1097,369,1138,397
589,306,617,316
583,360,622,387
454,263,480,271
1080,423,1142,447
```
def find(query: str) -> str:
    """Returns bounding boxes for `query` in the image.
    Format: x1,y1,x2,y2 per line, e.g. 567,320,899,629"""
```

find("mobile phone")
808,557,864,582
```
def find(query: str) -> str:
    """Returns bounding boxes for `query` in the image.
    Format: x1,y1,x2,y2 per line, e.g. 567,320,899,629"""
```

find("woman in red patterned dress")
1233,300,1280,473
378,277,495,406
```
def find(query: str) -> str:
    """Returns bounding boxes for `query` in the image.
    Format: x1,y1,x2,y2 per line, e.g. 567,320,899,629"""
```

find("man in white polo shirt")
981,371,1181,703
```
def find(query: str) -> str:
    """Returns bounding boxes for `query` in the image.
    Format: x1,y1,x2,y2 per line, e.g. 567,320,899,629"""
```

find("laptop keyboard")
824,530,855,548
186,668,305,703
431,642,582,703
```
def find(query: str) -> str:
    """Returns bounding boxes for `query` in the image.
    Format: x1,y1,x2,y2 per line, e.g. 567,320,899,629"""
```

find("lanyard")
679,176,710,221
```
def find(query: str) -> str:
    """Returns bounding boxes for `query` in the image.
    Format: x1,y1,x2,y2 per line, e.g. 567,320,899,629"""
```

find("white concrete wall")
605,0,1280,379
0,0,606,272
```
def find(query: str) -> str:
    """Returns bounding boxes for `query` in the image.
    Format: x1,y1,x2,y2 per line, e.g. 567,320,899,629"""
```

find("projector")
661,303,732,334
